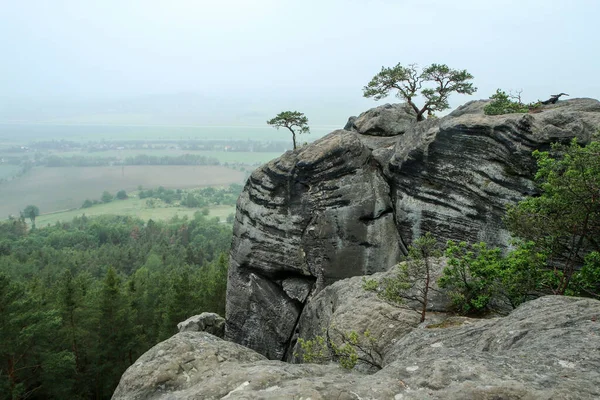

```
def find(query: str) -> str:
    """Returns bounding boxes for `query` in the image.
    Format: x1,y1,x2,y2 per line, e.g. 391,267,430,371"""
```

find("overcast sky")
1,0,599,125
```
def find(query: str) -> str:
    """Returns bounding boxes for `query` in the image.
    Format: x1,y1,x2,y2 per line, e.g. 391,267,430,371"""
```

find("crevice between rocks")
281,207,335,361
281,290,312,362
241,263,314,282
369,155,409,256
239,263,317,361
358,207,394,224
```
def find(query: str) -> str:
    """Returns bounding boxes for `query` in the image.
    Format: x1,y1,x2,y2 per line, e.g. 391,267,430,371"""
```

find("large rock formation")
226,98,600,359
113,293,600,399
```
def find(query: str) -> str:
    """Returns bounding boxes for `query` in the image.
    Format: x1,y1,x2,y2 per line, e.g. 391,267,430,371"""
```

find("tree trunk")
69,311,81,372
407,99,420,116
286,127,297,150
416,103,431,122
7,355,16,397
421,261,430,323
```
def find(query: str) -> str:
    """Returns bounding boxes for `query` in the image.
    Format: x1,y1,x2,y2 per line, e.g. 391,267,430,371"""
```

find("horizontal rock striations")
226,98,600,360
226,131,402,359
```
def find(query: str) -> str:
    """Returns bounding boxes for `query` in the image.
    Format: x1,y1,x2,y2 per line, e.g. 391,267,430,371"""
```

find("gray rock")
343,115,357,131
281,277,313,303
287,259,451,365
287,268,421,366
381,295,600,400
226,98,600,360
114,296,600,399
353,103,417,136
111,331,268,400
226,130,402,359
177,313,225,338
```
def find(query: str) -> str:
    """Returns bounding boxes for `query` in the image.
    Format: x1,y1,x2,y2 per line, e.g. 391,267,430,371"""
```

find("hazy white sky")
1,0,599,124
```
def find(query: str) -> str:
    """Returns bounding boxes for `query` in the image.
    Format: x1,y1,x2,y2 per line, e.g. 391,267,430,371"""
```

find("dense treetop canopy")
0,213,231,399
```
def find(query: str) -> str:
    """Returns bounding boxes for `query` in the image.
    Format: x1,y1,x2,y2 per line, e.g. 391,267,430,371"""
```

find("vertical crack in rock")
369,154,410,256
281,294,310,361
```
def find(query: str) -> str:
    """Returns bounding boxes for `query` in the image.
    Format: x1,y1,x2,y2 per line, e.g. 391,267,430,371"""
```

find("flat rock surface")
114,295,600,400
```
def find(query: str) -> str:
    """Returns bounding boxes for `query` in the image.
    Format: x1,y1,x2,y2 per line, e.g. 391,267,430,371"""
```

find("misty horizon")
1,0,599,127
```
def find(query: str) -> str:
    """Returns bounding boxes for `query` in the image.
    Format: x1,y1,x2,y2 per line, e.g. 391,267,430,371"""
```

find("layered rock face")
226,131,403,359
226,99,600,359
113,294,600,399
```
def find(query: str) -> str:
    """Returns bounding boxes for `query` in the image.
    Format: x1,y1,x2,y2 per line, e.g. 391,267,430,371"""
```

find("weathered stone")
287,259,451,364
226,98,600,360
287,268,421,366
177,312,225,338
226,272,302,361
226,130,402,359
391,98,600,247
353,103,417,136
114,296,600,399
381,295,600,400
343,115,357,131
281,277,313,303
111,332,267,400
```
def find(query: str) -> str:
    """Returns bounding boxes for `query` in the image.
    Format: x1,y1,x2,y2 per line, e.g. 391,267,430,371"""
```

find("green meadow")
0,165,245,218
54,149,284,164
35,195,236,227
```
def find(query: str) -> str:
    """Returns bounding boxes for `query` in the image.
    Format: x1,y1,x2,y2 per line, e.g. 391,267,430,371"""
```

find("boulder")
226,98,600,360
177,312,225,338
343,115,357,131
352,103,417,136
114,295,600,399
286,260,451,364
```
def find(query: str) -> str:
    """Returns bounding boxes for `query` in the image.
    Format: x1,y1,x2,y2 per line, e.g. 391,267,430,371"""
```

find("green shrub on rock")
363,232,440,322
361,277,379,292
295,329,383,370
295,335,329,364
505,139,600,297
438,241,502,315
484,89,539,115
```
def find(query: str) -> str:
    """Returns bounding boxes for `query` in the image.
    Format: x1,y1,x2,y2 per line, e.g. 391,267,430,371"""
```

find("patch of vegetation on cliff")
364,137,600,316
505,138,600,297
483,89,540,115
295,328,383,371
363,233,440,322
439,138,600,313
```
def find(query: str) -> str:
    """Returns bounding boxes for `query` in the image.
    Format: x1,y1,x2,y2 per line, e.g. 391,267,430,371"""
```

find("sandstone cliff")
113,99,600,399
226,98,600,359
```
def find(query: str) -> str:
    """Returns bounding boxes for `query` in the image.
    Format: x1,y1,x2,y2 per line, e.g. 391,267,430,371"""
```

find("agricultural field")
55,149,283,164
0,165,245,218
34,196,235,227
0,164,20,180
0,123,335,143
